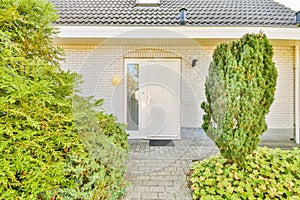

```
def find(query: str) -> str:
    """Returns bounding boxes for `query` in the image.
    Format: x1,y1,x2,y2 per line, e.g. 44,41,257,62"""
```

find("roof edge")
56,26,300,41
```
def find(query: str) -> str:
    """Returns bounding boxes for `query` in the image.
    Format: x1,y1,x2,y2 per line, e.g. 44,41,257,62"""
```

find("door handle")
147,95,151,104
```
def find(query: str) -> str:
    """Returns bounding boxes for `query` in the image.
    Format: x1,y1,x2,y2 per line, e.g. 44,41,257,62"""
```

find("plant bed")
190,147,300,200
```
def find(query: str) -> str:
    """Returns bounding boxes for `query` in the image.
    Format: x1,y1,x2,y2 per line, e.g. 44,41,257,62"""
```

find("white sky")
275,0,300,11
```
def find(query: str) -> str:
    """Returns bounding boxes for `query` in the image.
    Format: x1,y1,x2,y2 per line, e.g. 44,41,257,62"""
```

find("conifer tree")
201,32,277,166
0,0,128,199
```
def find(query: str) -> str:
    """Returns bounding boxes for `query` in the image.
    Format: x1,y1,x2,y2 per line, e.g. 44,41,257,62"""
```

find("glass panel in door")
127,64,139,131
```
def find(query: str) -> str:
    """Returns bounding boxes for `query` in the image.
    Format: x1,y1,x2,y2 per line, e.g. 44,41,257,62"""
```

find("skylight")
136,0,160,6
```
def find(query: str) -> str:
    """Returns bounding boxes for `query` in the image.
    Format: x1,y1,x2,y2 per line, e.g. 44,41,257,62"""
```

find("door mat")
149,140,175,146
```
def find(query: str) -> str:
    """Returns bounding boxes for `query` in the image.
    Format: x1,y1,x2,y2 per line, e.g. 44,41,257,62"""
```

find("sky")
275,0,300,11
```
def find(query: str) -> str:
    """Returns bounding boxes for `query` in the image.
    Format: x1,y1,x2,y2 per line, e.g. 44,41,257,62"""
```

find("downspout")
295,45,299,144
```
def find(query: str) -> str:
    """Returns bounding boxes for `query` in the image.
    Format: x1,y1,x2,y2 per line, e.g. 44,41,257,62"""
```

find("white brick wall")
267,46,294,130
58,42,295,133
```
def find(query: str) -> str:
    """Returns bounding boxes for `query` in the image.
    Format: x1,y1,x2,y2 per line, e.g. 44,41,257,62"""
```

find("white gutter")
56,26,300,40
296,45,300,144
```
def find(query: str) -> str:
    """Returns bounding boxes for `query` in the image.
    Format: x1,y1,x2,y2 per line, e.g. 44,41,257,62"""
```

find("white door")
125,59,181,139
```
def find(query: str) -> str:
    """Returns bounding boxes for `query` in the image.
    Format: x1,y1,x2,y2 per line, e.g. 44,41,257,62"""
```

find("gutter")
55,26,300,41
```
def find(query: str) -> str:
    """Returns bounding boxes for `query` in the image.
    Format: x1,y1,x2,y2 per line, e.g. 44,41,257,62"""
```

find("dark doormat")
149,140,175,146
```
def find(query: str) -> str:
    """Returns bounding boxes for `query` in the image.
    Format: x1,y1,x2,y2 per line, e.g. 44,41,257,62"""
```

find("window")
136,0,160,6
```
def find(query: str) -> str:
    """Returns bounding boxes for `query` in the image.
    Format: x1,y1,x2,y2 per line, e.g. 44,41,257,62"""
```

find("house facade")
52,0,300,143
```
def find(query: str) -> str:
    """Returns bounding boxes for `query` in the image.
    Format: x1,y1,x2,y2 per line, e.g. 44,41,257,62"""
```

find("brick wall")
58,41,295,134
267,46,294,129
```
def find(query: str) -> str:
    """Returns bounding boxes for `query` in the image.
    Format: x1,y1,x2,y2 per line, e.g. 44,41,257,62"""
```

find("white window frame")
136,0,160,5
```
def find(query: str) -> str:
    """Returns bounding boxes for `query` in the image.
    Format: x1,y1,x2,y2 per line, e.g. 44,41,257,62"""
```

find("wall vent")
179,8,187,25
296,11,300,26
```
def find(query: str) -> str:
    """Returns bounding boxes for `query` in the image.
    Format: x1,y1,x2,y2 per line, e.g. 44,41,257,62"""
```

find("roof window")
136,0,160,6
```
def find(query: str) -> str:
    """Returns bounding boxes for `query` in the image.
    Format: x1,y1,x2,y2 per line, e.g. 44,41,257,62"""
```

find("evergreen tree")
201,32,277,166
0,0,128,199
0,0,82,198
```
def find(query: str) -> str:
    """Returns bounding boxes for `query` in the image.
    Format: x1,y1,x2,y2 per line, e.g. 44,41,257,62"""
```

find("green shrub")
0,0,128,199
62,95,128,200
0,62,79,199
0,0,78,198
190,147,300,200
201,32,277,166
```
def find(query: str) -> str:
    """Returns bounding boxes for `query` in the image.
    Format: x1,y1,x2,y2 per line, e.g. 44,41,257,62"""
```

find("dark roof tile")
50,0,296,27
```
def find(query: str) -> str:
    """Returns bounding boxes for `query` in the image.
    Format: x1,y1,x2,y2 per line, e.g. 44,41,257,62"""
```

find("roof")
50,0,296,27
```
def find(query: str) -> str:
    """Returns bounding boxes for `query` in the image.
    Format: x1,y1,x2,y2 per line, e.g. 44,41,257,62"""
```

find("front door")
125,59,181,139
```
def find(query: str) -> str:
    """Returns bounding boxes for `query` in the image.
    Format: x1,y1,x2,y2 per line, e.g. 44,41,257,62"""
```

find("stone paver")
122,129,218,200
122,128,299,200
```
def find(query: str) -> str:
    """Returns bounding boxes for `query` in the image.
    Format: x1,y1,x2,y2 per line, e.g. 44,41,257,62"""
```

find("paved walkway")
122,129,299,200
122,129,219,200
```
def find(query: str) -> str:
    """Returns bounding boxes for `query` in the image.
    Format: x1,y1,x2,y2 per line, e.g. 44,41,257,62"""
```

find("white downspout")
295,46,299,144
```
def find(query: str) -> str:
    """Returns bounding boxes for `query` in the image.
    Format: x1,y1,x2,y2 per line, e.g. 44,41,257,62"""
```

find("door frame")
124,58,181,139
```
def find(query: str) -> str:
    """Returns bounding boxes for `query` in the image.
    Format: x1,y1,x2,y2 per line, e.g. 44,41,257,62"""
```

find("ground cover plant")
0,0,128,199
190,147,300,199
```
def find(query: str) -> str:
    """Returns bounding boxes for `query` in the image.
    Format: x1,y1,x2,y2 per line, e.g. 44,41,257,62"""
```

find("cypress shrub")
0,0,128,199
201,32,277,166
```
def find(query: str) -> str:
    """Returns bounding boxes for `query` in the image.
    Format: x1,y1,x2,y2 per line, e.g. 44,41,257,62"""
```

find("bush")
0,0,78,198
0,0,128,199
201,32,277,166
61,95,128,200
190,147,300,200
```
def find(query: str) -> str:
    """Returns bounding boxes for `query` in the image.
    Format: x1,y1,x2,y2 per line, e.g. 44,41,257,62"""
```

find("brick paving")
122,129,219,200
122,128,300,200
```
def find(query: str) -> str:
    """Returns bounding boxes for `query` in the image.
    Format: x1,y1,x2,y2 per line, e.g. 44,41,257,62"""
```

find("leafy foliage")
0,0,128,199
190,147,300,200
0,0,76,198
61,95,128,200
201,32,277,166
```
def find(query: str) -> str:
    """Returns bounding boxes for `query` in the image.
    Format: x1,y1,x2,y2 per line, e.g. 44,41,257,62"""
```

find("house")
51,0,300,144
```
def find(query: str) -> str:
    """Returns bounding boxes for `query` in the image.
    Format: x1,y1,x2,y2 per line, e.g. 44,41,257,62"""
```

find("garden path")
122,129,299,200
